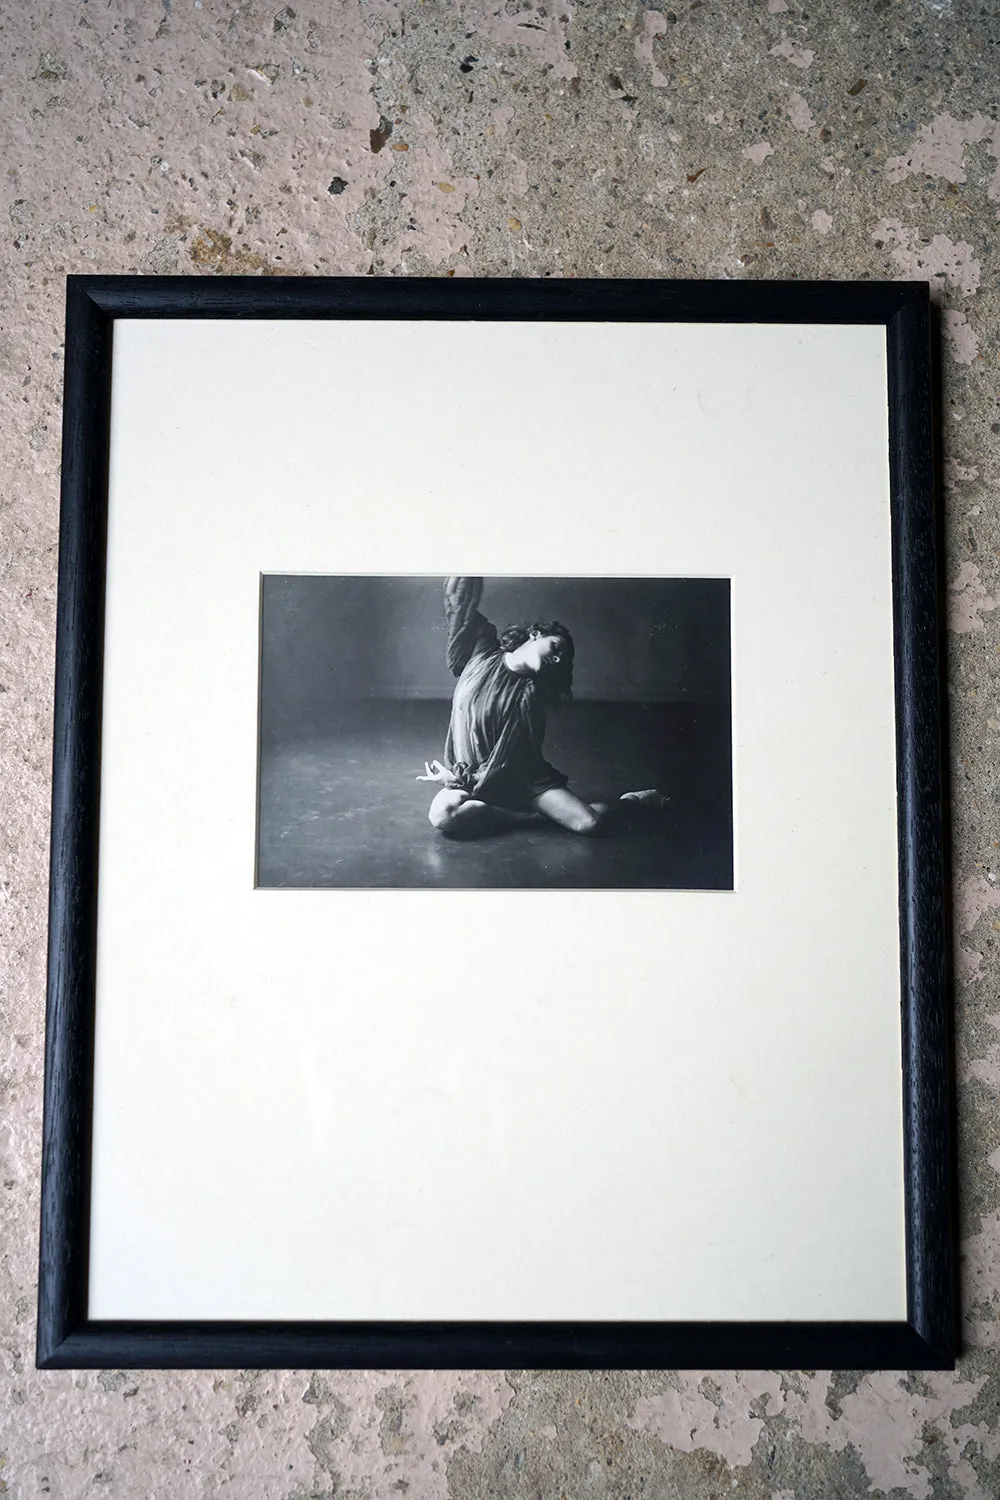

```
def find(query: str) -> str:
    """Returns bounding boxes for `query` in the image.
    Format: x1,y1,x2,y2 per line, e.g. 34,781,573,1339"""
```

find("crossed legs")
429,785,606,840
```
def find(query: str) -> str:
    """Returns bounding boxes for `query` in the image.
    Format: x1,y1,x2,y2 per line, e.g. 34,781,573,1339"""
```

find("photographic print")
257,573,733,890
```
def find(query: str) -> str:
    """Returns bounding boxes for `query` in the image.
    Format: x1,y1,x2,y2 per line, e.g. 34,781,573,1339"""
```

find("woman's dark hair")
500,619,575,703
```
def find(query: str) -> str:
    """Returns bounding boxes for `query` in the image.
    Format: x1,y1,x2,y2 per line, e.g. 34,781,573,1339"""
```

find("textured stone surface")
2,0,1000,1495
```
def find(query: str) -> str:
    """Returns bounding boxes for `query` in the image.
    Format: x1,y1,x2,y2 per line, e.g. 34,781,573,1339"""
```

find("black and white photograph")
257,573,733,890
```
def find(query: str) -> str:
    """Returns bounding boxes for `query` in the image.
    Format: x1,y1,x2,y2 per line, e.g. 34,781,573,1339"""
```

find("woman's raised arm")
443,576,497,676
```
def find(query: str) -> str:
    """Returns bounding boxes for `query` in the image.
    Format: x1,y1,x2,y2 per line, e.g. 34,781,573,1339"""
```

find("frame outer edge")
37,282,112,1366
69,273,916,324
36,278,954,1371
39,1320,952,1373
887,286,956,1364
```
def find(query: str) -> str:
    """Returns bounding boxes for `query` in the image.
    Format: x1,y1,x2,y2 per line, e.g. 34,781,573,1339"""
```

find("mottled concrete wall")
2,1,999,1496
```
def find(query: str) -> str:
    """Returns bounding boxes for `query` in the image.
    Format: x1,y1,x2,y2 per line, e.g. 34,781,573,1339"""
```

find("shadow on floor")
256,698,733,890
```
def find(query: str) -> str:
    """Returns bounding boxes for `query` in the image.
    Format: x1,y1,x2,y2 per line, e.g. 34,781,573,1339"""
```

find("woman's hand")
416,759,456,784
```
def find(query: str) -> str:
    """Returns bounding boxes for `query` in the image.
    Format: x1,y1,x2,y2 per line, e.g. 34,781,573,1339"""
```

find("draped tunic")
441,577,568,810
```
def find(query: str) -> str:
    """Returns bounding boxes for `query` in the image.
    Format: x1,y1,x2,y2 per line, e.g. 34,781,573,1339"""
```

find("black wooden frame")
38,276,953,1370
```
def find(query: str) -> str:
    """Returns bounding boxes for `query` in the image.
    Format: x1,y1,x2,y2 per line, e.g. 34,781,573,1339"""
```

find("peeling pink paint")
509,156,530,198
489,105,515,141
628,1372,784,1467
381,107,479,267
962,1211,1000,1348
743,141,775,166
943,1418,1000,1500
957,892,1000,1014
871,218,981,293
811,209,833,234
943,308,980,364
967,1038,1000,1089
955,944,985,985
0,1119,26,1185
833,1374,990,1500
958,877,1000,937
944,459,980,489
635,12,669,89
631,1371,998,1497
965,1013,1000,1089
2,1367,515,1499
781,1371,997,1500
469,0,578,81
768,0,790,12
884,111,1000,207
770,37,815,70
787,91,815,133
949,564,998,634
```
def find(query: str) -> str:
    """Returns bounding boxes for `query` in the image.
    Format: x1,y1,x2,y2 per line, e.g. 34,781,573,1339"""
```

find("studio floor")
257,698,732,890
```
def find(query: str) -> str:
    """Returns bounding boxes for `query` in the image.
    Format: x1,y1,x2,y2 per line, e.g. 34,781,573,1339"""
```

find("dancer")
418,577,665,838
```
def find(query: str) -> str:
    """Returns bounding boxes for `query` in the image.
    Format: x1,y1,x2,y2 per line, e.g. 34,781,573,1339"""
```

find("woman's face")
530,633,567,671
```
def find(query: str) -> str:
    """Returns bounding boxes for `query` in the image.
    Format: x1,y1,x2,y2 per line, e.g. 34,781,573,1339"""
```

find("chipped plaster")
769,36,815,70
884,111,1000,206
3,1,1000,1497
872,217,982,294
635,11,669,89
743,139,775,166
949,562,999,635
945,307,981,365
786,90,815,134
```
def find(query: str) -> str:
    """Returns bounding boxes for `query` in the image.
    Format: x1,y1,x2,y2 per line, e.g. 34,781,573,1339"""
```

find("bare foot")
619,788,670,809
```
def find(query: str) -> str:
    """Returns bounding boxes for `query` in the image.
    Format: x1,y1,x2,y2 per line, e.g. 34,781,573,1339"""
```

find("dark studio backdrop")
257,575,733,890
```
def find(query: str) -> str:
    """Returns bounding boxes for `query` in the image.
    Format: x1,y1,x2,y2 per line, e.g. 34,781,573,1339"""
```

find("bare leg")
533,786,669,835
428,787,541,840
531,787,606,835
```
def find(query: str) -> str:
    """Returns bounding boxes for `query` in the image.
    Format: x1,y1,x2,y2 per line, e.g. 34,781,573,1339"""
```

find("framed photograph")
38,276,953,1370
